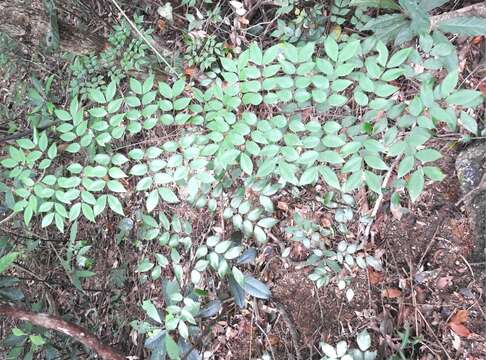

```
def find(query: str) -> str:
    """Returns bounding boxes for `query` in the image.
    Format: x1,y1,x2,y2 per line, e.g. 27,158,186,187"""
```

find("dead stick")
0,304,125,360
362,156,401,243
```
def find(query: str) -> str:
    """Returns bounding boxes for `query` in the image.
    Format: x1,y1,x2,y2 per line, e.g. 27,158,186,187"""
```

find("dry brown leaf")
267,335,280,346
472,36,483,45
450,309,468,325
382,288,401,298
436,276,453,289
368,269,384,285
479,82,486,97
320,216,332,227
277,201,289,211
238,17,249,25
157,19,166,32
449,322,471,337
184,66,197,77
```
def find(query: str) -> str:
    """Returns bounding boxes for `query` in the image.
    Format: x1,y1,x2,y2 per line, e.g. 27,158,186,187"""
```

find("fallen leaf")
230,1,247,16
479,82,486,97
320,216,332,227
157,3,173,22
267,335,280,346
452,332,461,350
184,66,197,77
472,36,483,45
449,218,467,240
238,16,249,25
390,203,410,221
382,288,401,298
450,309,468,325
449,323,471,337
157,19,166,32
436,276,453,289
368,269,384,285
277,201,289,211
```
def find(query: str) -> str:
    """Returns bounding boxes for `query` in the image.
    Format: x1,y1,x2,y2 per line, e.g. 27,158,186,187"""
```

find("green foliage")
184,35,226,71
360,0,486,45
1,31,482,357
320,329,377,359
388,326,423,359
331,0,353,25
59,222,95,291
437,16,486,35
285,211,381,290
271,4,327,44
0,237,24,303
182,0,223,33
67,15,151,98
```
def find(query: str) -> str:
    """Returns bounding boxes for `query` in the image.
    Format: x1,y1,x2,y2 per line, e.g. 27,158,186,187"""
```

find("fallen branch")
0,304,125,360
430,2,486,29
274,301,302,360
361,155,401,243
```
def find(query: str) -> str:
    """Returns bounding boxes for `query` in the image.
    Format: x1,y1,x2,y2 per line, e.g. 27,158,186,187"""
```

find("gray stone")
455,142,486,262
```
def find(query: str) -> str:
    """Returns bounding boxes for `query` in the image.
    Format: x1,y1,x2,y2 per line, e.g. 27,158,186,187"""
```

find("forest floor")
1,1,486,360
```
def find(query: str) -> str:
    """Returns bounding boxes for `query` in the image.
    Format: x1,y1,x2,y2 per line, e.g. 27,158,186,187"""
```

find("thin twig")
108,0,178,75
459,254,475,279
0,212,16,225
455,173,486,207
407,260,420,337
417,309,453,360
254,320,276,360
418,219,444,269
362,155,401,243
13,263,54,290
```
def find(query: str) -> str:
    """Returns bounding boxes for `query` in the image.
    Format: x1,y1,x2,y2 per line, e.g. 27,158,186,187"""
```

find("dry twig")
362,156,401,243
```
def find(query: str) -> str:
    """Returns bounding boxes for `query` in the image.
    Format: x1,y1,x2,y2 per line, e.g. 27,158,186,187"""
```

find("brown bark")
430,2,486,29
0,0,106,55
0,304,125,360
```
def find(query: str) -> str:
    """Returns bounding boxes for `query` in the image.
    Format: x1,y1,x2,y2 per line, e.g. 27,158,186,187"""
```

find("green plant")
1,31,483,357
362,0,486,45
183,0,223,32
2,301,74,360
67,15,151,98
273,0,299,16
59,222,95,291
0,236,23,303
331,0,353,25
389,326,423,360
271,4,327,44
320,329,377,359
184,35,226,71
